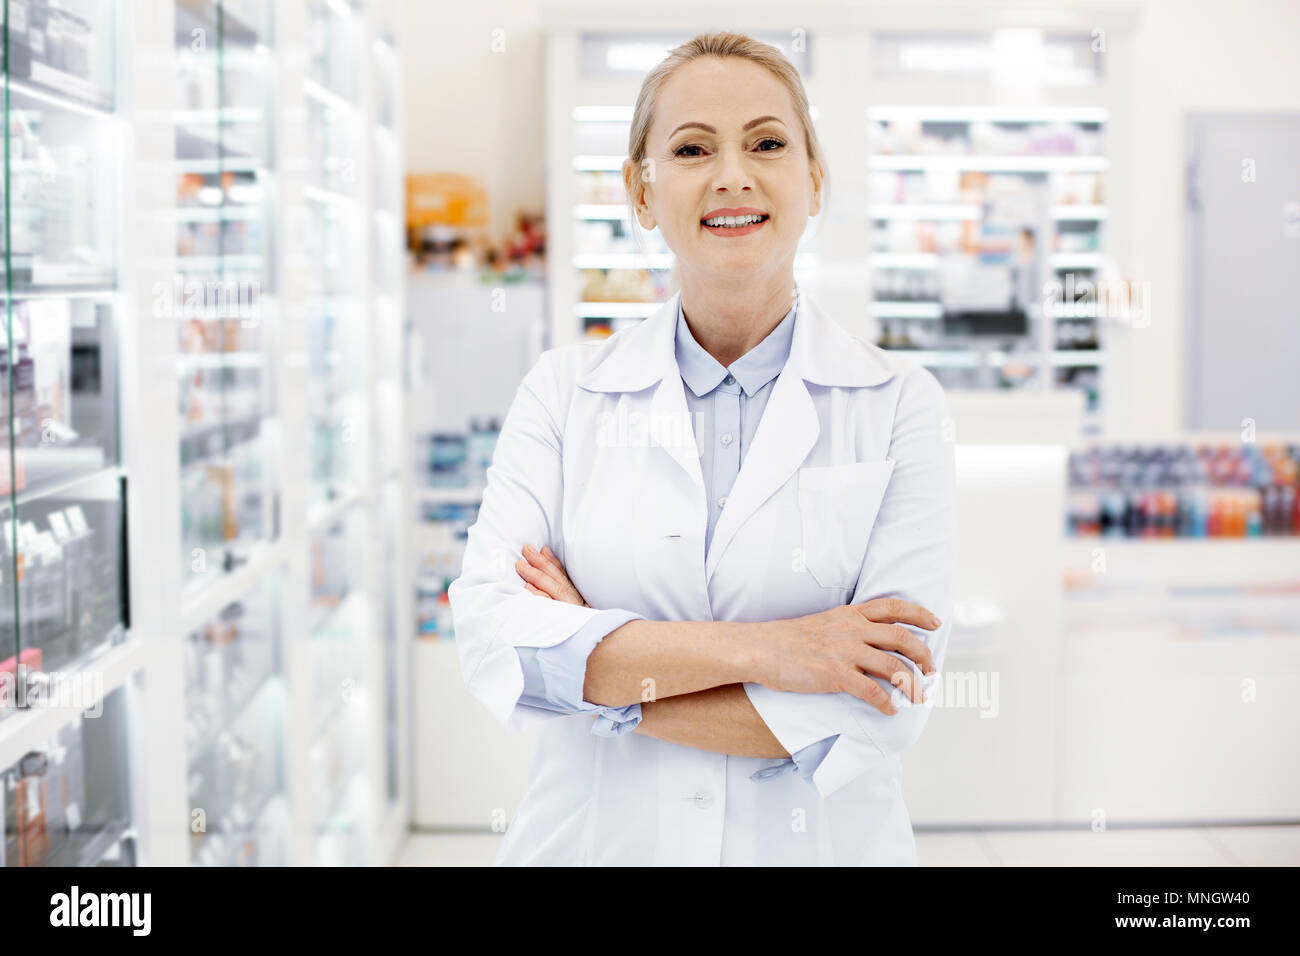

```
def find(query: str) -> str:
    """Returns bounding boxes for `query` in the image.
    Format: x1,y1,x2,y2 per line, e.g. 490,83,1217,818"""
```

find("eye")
673,143,707,158
755,137,786,152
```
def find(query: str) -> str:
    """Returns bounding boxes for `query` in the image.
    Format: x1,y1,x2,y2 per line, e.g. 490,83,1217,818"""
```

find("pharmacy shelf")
1064,537,1300,588
99,0,412,869
0,638,152,772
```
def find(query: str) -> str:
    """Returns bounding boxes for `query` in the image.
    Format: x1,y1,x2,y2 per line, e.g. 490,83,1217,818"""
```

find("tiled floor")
392,825,1300,866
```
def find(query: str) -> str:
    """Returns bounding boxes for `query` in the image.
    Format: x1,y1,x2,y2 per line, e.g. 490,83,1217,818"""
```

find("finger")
536,547,578,592
516,558,563,599
856,597,941,631
524,582,549,597
838,669,898,715
862,622,935,676
521,546,567,592
518,553,587,606
856,647,925,704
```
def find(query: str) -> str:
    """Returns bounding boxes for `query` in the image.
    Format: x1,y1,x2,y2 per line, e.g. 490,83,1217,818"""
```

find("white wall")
402,0,548,245
1117,0,1300,437
402,0,1300,435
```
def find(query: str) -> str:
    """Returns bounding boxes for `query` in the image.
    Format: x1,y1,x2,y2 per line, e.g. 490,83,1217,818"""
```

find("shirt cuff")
515,608,645,735
749,734,840,783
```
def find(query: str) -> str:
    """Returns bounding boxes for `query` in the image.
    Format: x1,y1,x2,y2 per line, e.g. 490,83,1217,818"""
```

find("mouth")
700,212,770,236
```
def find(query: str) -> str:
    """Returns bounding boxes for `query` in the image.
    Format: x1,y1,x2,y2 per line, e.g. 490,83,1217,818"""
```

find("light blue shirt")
516,293,836,783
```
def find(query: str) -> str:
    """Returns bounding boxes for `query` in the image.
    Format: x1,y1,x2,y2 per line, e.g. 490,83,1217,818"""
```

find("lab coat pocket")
797,459,896,590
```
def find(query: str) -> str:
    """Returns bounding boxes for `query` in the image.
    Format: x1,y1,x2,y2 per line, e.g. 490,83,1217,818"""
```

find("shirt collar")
675,295,797,398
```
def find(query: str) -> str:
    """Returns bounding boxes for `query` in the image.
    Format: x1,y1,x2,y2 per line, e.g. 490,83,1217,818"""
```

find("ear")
623,159,657,231
808,161,825,218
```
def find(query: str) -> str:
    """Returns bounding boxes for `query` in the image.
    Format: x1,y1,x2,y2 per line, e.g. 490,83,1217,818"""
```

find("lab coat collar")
576,286,896,584
575,286,897,394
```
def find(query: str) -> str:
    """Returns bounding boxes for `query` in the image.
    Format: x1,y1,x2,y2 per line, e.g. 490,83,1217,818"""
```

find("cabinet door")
1,686,137,866
303,0,367,509
184,575,289,866
1185,112,1300,430
1,0,128,716
175,0,280,592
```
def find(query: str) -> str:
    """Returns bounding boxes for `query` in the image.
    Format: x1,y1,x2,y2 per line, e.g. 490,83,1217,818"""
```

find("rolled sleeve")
749,734,840,784
449,350,645,734
517,608,645,735
744,365,956,798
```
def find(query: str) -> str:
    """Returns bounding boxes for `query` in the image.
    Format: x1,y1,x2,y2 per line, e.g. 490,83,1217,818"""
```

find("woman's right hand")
754,600,941,715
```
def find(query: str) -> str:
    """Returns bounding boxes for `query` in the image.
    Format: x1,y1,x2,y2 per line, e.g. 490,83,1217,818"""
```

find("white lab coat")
448,288,956,866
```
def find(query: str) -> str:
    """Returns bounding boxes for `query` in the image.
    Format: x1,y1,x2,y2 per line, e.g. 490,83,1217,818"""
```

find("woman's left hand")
516,545,589,607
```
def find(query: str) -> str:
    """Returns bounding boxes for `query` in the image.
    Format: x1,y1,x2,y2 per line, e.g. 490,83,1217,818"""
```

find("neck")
677,271,796,369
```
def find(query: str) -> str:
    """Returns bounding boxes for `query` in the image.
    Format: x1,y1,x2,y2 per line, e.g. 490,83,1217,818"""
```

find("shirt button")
723,374,735,385
718,496,727,509
720,433,733,446
692,790,714,809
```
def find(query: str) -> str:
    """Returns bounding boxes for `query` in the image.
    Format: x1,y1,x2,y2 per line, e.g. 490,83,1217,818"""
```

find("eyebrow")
667,115,787,138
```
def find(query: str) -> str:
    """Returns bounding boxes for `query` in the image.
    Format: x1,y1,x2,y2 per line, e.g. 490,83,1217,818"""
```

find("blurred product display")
414,502,478,639
417,418,500,489
411,416,498,638
1068,444,1300,538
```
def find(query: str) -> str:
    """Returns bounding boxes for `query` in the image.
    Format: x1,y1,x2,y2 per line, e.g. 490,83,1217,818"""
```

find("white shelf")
573,203,630,220
868,154,1109,172
573,300,658,318
416,485,484,506
574,252,674,270
872,300,943,319
868,204,982,220
870,252,940,269
868,106,1109,124
1050,205,1109,220
0,638,152,771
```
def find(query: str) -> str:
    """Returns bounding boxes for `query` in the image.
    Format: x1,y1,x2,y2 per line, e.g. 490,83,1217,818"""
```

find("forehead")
651,56,796,139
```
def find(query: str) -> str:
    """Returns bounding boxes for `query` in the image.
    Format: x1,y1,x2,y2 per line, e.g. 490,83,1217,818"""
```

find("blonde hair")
621,32,828,256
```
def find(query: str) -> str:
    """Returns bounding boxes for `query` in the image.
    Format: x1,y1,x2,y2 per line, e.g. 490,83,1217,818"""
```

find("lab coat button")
692,790,714,809
720,433,733,446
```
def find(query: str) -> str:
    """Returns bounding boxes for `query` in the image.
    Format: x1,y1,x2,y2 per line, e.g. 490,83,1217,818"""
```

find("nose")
712,143,754,195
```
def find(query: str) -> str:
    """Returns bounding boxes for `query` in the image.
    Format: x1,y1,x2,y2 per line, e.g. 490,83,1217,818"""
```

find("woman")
448,32,955,866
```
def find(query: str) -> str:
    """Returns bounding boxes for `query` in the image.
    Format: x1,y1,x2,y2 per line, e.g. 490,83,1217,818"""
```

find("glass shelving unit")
183,576,288,866
173,0,280,594
572,107,674,339
2,686,136,867
1,0,407,868
303,0,366,511
0,8,135,874
864,33,1111,422
306,508,367,867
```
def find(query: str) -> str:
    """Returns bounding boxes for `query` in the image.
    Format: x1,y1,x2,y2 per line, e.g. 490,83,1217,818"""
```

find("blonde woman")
449,32,955,866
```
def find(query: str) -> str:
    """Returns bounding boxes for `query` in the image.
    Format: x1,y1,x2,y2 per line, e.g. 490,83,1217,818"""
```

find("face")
626,56,823,284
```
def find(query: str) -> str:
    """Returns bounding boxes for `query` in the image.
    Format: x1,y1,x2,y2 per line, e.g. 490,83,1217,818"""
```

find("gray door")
1185,112,1300,431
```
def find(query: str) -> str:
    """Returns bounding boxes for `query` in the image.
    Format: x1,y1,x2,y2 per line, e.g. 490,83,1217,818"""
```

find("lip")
701,207,768,221
700,207,770,238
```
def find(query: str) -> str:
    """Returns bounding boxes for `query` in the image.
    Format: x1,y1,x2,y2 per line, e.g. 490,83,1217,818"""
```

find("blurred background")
0,0,1296,868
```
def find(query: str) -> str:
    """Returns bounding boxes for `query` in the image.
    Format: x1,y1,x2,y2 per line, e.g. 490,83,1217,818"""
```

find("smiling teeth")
704,214,765,227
